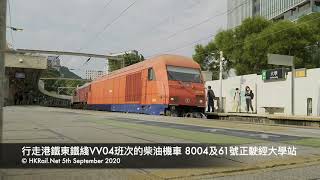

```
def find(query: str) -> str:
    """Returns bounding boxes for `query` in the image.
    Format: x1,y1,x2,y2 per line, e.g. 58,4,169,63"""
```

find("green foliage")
217,17,272,75
256,20,315,69
41,68,60,78
298,12,320,40
41,66,81,79
298,13,320,68
108,53,145,72
194,13,320,76
59,66,82,79
193,41,223,79
41,67,86,95
43,79,86,95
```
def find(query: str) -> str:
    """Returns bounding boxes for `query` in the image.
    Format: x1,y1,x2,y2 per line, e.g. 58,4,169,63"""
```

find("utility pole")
219,51,224,112
318,80,320,116
0,0,7,143
291,63,295,115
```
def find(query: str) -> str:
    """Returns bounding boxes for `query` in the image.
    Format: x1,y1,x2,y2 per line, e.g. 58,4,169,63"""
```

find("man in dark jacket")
207,86,215,112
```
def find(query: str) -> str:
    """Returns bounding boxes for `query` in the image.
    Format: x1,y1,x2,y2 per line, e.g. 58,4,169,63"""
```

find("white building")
206,68,320,116
228,0,320,29
85,70,105,80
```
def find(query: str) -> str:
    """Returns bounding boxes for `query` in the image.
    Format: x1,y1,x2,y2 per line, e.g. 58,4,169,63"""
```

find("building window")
148,68,155,81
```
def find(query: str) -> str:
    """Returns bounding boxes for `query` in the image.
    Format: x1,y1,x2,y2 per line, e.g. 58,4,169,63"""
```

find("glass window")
167,66,201,83
148,68,155,81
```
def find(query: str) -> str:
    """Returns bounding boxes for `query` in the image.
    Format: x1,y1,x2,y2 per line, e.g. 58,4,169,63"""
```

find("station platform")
206,112,320,128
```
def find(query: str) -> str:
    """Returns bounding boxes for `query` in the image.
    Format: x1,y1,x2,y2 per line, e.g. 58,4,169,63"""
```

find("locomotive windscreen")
167,66,201,83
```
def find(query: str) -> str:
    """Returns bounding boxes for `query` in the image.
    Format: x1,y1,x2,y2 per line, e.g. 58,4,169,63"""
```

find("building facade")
228,0,320,29
227,0,256,30
85,70,105,80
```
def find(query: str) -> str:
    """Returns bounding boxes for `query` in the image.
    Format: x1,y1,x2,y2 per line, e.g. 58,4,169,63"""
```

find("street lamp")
210,51,225,112
219,51,225,112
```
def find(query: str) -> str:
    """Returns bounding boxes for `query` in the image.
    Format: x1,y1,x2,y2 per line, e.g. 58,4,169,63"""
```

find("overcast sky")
6,0,227,77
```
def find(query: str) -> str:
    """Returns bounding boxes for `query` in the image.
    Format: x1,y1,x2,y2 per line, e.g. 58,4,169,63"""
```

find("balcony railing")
287,8,313,21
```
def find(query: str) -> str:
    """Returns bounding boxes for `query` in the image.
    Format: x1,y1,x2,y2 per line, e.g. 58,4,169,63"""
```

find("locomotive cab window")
167,66,201,83
148,68,156,81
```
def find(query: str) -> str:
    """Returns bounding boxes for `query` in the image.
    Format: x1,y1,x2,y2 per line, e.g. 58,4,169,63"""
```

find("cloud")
7,0,227,77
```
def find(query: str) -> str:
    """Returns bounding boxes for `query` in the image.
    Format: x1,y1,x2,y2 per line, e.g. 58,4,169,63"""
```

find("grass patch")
286,138,320,148
94,119,262,144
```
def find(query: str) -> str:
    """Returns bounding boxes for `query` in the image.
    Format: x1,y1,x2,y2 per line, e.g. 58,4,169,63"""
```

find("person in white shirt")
233,88,241,112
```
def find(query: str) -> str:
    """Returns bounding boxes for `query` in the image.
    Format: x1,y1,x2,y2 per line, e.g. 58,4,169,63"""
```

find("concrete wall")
206,68,320,116
3,53,47,105
5,53,47,69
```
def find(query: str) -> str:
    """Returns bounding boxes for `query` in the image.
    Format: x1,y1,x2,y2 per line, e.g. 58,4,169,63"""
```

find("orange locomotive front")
165,65,206,117
72,55,206,116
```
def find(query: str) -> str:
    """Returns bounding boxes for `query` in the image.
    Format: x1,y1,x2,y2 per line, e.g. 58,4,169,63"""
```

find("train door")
144,67,156,105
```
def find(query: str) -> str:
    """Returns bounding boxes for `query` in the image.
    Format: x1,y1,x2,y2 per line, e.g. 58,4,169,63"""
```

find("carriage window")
148,68,156,81
167,66,201,83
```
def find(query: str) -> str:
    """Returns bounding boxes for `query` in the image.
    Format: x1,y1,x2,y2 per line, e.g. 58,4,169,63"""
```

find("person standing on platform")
245,86,254,113
233,88,241,112
207,86,215,112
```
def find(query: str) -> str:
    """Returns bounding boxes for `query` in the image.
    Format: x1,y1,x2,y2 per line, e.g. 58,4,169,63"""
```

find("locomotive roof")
93,54,200,82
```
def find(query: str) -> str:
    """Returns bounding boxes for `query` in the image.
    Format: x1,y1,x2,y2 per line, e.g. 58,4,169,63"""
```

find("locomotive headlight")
170,97,175,101
199,99,203,103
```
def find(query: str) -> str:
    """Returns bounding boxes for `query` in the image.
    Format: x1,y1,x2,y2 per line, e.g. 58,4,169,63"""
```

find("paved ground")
1,106,320,180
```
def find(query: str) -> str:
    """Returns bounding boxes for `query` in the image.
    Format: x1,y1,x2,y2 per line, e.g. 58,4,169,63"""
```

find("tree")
193,41,223,79
108,53,145,72
204,13,320,75
298,12,320,40
215,16,271,75
214,29,234,60
298,13,320,68
263,20,315,69
41,67,85,95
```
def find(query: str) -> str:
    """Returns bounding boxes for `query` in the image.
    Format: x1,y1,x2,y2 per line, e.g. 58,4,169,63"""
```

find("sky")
6,0,227,78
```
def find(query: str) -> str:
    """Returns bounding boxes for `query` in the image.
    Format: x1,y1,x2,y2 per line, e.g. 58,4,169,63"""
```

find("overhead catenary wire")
58,0,114,69
58,0,113,72
234,14,320,46
165,0,251,40
78,0,139,53
59,0,114,62
146,14,320,58
78,0,138,68
146,33,217,59
73,0,246,63
80,0,115,35
116,0,209,53
137,0,251,53
74,0,114,43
